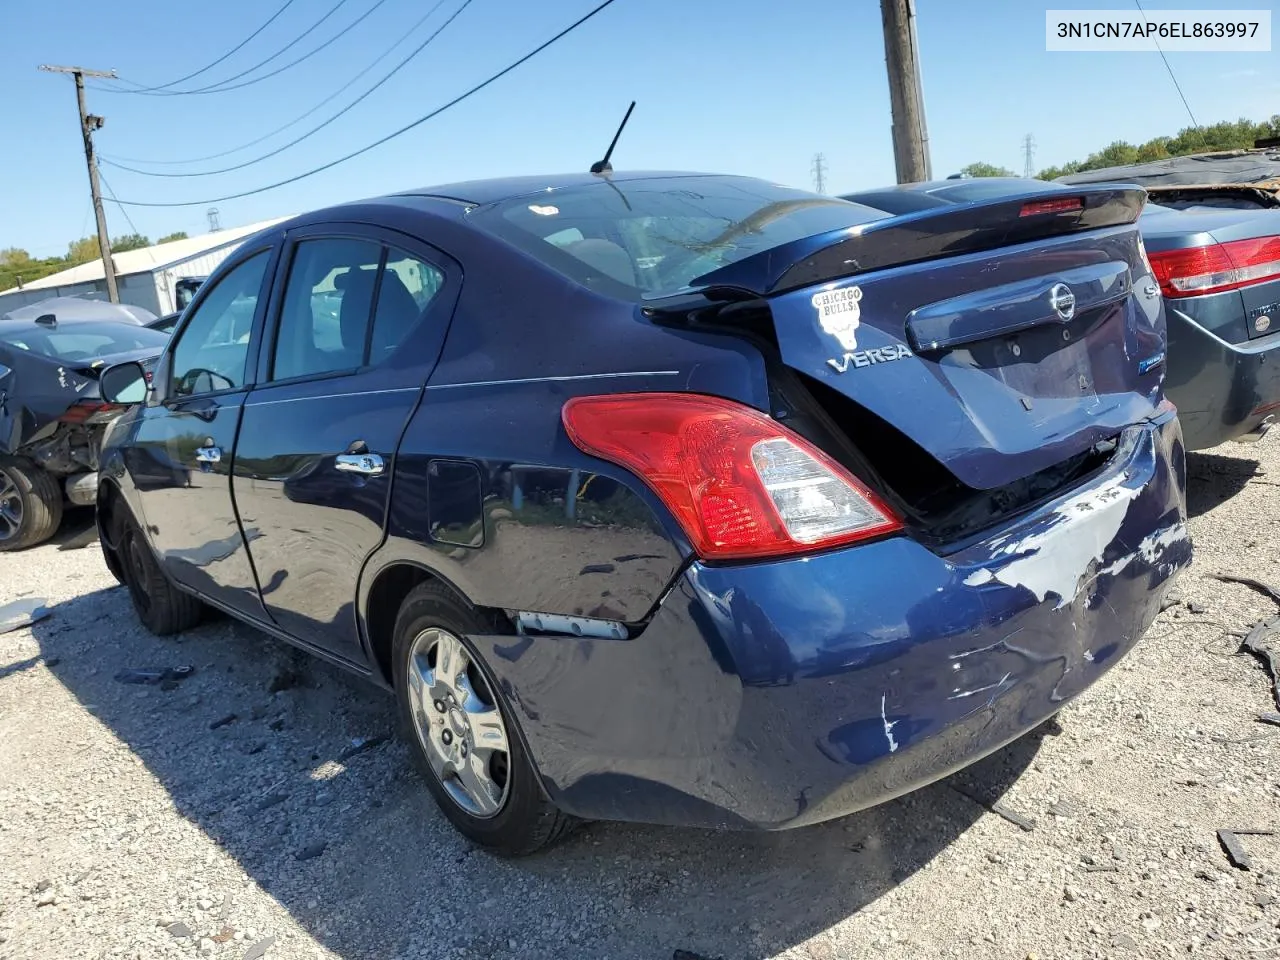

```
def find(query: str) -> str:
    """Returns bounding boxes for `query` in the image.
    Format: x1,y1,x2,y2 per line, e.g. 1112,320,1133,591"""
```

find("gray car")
841,177,1280,451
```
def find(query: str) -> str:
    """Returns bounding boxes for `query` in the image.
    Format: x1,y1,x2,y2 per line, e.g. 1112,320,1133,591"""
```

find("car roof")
391,170,756,206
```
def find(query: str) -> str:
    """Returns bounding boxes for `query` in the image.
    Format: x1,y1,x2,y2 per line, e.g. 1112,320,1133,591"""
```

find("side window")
370,249,444,362
170,250,270,398
273,239,382,381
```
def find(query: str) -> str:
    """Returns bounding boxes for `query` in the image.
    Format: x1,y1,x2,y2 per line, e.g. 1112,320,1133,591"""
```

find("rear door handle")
335,453,385,476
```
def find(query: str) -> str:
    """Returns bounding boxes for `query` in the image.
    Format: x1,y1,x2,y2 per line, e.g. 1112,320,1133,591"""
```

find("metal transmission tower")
812,153,828,194
1023,134,1037,179
207,207,222,232
38,64,120,302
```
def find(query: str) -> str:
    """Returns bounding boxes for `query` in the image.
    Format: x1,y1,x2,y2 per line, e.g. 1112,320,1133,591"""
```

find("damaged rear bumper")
471,412,1190,831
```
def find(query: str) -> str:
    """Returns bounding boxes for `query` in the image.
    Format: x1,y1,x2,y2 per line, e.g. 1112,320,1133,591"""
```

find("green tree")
960,162,1017,178
66,237,100,264
111,233,151,252
157,231,188,244
1092,141,1140,167
0,252,71,293
1038,115,1280,180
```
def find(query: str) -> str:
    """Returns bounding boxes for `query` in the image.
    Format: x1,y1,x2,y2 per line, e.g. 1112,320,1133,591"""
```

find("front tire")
392,582,576,856
0,457,63,551
119,519,203,635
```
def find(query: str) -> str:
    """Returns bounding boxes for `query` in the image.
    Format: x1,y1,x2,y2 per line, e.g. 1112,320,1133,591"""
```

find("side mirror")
100,361,148,404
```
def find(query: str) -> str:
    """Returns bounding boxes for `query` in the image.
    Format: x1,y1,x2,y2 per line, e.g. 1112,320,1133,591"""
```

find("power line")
98,0,351,96
102,0,454,167
1022,133,1036,178
106,0,622,208
102,0,473,179
113,0,298,93
1133,0,1200,129
161,0,390,97
99,171,158,265
152,0,388,97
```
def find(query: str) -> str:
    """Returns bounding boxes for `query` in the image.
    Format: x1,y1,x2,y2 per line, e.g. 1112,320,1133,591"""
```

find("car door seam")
225,392,276,624
426,370,680,390
244,386,420,407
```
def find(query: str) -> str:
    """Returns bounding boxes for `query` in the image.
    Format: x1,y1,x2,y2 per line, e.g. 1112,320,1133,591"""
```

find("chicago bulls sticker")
812,285,913,374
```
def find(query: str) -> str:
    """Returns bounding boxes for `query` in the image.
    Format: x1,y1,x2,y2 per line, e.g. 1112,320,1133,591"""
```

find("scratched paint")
880,693,900,753
963,472,1145,608
1093,521,1191,582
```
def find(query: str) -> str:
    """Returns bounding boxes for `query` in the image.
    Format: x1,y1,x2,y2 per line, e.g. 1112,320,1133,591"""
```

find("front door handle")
335,452,385,476
194,445,221,464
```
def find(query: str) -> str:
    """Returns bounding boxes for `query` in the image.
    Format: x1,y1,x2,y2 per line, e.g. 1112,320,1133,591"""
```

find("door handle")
194,445,222,464
335,453,385,476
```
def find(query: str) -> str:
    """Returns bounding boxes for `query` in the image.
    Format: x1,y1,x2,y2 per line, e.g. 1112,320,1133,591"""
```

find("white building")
0,216,292,316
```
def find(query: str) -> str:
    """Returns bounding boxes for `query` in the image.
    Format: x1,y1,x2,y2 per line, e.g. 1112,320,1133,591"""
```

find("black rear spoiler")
691,185,1148,297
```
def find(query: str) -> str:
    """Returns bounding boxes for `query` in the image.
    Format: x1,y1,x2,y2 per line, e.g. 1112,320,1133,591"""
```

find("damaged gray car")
0,300,169,549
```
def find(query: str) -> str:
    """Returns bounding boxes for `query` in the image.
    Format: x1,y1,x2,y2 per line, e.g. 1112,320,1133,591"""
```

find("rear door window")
370,250,442,364
272,239,383,381
271,240,443,380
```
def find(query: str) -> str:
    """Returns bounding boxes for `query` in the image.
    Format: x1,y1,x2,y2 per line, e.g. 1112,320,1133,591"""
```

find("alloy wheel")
0,470,23,542
405,627,511,818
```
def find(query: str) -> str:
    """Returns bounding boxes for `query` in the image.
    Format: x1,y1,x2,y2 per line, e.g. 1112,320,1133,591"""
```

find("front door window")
169,250,270,397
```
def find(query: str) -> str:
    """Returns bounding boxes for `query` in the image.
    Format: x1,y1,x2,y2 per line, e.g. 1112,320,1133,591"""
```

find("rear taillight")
561,393,902,560
1148,236,1280,297
1019,197,1083,217
60,400,123,425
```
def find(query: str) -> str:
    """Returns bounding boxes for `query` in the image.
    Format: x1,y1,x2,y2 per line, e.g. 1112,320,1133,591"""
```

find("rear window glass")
841,190,951,216
468,177,887,299
0,322,168,362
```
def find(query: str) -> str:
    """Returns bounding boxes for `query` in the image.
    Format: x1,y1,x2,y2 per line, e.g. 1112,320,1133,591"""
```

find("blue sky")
2,0,1276,258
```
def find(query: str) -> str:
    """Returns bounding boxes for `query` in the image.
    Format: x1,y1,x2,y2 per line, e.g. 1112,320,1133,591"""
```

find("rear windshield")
468,177,887,299
0,321,169,362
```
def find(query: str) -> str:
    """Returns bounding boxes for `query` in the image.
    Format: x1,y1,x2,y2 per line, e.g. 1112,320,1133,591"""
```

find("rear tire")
0,457,63,551
392,582,577,856
119,519,203,635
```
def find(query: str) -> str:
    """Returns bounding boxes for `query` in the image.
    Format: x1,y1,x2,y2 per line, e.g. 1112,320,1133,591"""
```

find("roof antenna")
590,101,636,176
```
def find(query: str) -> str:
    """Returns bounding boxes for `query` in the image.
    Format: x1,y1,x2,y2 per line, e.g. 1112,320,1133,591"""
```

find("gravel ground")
1,438,1278,960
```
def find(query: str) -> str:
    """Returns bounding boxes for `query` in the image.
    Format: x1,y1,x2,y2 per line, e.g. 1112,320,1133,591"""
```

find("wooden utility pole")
880,0,931,183
39,64,120,303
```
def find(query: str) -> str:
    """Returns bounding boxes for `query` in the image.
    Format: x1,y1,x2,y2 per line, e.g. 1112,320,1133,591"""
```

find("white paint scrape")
1092,521,1190,582
962,473,1144,609
880,693,900,753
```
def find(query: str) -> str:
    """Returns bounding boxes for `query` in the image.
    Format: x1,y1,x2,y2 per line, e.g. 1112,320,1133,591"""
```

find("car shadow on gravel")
28,585,1045,960
1186,450,1262,518
49,506,99,551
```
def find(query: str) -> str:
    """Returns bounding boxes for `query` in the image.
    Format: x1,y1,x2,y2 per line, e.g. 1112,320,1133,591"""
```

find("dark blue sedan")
96,172,1191,854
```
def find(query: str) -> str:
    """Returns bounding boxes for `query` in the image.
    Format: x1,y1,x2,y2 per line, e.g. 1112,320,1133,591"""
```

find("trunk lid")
698,187,1167,491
